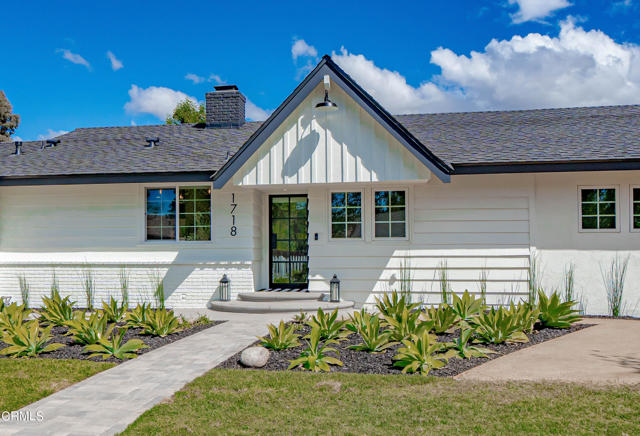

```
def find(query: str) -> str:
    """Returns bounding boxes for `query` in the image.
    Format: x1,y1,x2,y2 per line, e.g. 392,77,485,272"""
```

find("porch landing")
208,290,355,313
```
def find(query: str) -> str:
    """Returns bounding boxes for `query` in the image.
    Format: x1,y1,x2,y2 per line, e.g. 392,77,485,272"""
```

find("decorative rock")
240,346,270,368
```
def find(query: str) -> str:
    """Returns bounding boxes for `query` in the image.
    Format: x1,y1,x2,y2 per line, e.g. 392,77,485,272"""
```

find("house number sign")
230,193,238,236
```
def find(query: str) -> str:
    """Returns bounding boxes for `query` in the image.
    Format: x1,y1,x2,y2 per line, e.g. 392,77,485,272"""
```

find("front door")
269,195,309,288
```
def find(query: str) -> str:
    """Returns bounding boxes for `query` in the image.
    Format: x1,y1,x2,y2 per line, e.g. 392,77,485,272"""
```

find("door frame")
268,194,309,288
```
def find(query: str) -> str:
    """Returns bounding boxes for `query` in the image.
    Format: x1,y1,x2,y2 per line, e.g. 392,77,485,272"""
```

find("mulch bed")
218,323,592,377
0,319,223,364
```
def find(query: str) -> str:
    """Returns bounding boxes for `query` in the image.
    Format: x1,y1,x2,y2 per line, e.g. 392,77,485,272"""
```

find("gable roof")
211,55,453,188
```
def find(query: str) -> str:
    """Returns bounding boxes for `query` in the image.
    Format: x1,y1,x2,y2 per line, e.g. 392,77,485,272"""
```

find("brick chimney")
205,85,245,128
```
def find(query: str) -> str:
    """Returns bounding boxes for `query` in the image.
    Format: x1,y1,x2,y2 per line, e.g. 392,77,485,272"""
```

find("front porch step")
207,299,355,314
238,292,325,302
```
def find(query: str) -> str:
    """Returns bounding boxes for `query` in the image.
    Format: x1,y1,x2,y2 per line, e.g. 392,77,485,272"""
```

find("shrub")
436,260,451,304
600,254,630,317
140,309,182,337
478,267,488,303
375,291,420,318
305,308,351,341
472,307,528,344
65,311,108,345
81,265,95,311
528,251,542,305
506,301,540,334
0,320,64,358
288,326,343,372
119,266,130,308
382,307,426,342
537,290,582,329
102,297,128,323
0,303,31,333
125,303,151,329
149,270,165,309
346,311,397,353
258,321,300,350
422,305,458,334
18,274,30,309
84,325,148,360
40,290,76,327
450,290,485,325
445,328,496,359
392,330,449,376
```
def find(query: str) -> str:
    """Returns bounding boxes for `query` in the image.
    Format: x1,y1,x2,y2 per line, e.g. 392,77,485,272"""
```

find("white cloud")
37,129,69,140
106,51,123,71
11,136,23,142
208,74,226,85
57,49,91,70
291,39,317,61
130,120,137,126
185,73,205,84
508,0,572,24
246,100,270,121
332,19,640,114
124,85,198,120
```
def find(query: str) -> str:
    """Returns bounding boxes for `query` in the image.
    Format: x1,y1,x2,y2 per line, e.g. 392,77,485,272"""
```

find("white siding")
233,82,431,186
0,183,261,308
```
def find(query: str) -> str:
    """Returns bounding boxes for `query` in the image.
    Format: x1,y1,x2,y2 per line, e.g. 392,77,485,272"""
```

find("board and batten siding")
0,183,261,308
300,174,533,308
233,82,431,186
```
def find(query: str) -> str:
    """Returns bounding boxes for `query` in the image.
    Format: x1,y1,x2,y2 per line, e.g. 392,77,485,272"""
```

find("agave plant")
348,312,397,353
0,303,31,333
375,291,420,317
422,304,459,334
392,330,449,376
537,290,582,328
305,308,351,341
140,309,182,337
258,320,301,350
382,307,427,342
445,328,496,359
0,320,64,358
40,290,76,327
450,290,485,325
292,311,308,324
65,310,109,345
125,303,150,329
507,301,540,333
471,307,528,344
102,296,128,323
288,326,343,372
84,324,148,360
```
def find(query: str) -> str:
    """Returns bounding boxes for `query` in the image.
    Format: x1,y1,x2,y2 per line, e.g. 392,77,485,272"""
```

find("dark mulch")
0,319,223,364
218,323,592,377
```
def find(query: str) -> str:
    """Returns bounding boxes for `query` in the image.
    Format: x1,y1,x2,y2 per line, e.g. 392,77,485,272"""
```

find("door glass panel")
270,196,308,287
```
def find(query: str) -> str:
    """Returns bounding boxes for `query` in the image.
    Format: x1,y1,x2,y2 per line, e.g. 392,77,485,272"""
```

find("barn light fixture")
315,74,338,112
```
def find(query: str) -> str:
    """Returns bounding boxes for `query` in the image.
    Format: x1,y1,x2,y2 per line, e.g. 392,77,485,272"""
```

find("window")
146,186,211,241
579,187,617,231
632,187,640,230
331,192,362,239
374,190,406,238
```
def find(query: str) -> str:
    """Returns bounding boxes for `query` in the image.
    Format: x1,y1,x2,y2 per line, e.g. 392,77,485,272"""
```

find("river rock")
240,346,270,368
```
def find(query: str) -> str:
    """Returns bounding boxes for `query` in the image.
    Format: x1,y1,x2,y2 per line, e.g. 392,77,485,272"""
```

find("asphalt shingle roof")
1,104,639,178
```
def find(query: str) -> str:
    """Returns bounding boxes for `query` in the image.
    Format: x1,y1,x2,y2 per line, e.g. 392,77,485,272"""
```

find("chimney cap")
214,85,239,92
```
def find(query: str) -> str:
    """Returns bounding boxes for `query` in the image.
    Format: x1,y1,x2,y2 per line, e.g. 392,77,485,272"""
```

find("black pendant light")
316,74,339,113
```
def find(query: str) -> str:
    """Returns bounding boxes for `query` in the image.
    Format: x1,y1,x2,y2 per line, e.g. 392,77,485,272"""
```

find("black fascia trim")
212,56,452,188
0,171,213,186
452,160,640,174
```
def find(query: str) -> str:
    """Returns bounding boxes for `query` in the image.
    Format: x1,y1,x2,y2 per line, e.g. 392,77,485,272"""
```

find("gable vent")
145,137,160,148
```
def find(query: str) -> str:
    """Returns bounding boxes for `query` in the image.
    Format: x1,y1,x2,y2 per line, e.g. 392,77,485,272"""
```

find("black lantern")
219,274,230,301
329,274,340,302
315,90,338,112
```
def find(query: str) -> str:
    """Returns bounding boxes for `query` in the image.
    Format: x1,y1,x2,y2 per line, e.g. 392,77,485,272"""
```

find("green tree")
165,99,205,125
0,91,20,142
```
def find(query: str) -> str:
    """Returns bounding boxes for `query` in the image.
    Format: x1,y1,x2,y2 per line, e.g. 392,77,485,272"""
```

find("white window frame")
577,185,620,233
142,182,213,244
372,188,409,241
328,190,365,241
630,185,640,233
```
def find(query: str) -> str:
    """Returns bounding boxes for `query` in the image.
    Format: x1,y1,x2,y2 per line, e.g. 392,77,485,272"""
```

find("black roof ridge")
396,103,640,117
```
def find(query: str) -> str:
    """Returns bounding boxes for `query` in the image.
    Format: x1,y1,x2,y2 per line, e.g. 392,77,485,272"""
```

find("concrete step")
207,299,355,314
238,292,325,302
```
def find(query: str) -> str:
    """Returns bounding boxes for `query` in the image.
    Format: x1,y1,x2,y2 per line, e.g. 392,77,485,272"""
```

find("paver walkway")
2,310,286,436
456,318,640,384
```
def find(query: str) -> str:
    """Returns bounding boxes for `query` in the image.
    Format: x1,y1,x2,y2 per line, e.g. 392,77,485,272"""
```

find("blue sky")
2,0,639,141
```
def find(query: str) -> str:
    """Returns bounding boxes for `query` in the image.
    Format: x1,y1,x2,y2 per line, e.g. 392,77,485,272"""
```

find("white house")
1,55,639,316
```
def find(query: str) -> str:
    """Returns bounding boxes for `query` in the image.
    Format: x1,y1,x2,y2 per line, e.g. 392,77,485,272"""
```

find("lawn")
0,359,114,411
122,369,640,435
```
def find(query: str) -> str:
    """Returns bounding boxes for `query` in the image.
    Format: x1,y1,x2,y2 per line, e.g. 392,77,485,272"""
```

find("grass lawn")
122,369,640,435
0,359,115,411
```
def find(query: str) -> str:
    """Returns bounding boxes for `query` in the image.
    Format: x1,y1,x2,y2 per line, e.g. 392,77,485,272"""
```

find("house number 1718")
230,193,238,236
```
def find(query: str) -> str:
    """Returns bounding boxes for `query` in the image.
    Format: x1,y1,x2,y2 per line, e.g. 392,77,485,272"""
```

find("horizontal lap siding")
0,184,260,308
